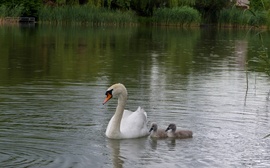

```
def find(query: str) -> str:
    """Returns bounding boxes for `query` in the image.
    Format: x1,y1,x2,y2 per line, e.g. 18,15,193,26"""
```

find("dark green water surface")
0,24,270,168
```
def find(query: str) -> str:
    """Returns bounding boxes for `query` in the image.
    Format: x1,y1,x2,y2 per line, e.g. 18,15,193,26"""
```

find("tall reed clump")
0,5,6,22
247,33,270,76
218,7,268,28
0,4,24,22
38,5,137,25
152,6,201,27
267,10,270,28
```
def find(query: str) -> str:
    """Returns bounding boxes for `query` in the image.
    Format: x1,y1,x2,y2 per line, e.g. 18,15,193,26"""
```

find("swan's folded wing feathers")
120,108,149,137
122,109,133,119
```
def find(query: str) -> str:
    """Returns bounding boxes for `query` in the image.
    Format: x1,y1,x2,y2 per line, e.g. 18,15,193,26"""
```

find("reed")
0,5,7,19
268,10,270,28
0,4,24,20
152,6,201,27
218,7,268,28
38,5,137,25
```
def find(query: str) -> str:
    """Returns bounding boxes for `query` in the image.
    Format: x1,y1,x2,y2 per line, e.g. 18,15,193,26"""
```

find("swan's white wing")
122,109,133,120
120,107,149,138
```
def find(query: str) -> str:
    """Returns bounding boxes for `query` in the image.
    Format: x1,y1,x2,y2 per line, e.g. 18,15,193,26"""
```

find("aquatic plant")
263,133,270,139
245,26,270,141
247,33,270,76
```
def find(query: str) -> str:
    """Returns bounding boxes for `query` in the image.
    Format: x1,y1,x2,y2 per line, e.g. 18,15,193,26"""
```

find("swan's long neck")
107,91,127,138
114,95,126,128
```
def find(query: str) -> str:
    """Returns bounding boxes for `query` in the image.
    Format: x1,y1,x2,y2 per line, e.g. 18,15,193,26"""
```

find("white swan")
103,83,149,139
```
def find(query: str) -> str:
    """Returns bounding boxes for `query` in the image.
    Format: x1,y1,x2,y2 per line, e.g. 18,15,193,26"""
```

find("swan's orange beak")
103,93,112,105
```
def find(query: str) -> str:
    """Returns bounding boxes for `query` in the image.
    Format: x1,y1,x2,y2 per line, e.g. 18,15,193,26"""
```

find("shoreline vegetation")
0,2,269,28
38,6,138,26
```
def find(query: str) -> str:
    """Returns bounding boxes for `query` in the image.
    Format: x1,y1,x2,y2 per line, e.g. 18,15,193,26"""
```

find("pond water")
0,24,270,168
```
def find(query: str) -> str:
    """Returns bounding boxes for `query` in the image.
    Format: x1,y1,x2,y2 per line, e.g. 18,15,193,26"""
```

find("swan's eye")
105,89,113,96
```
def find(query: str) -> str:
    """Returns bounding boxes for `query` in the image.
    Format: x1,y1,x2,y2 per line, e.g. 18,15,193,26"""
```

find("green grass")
152,6,201,27
218,7,268,28
38,5,137,25
0,4,24,19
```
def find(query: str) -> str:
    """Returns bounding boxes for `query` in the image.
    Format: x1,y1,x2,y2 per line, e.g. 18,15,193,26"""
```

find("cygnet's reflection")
149,137,176,150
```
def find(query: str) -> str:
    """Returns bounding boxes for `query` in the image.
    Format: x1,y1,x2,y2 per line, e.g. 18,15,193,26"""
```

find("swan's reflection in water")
106,137,194,167
106,138,149,168
106,139,123,168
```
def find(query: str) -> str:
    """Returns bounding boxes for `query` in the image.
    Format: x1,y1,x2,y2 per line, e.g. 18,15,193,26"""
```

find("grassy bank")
0,4,24,22
152,6,201,27
38,5,202,27
1,4,270,28
38,6,137,25
218,7,268,28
